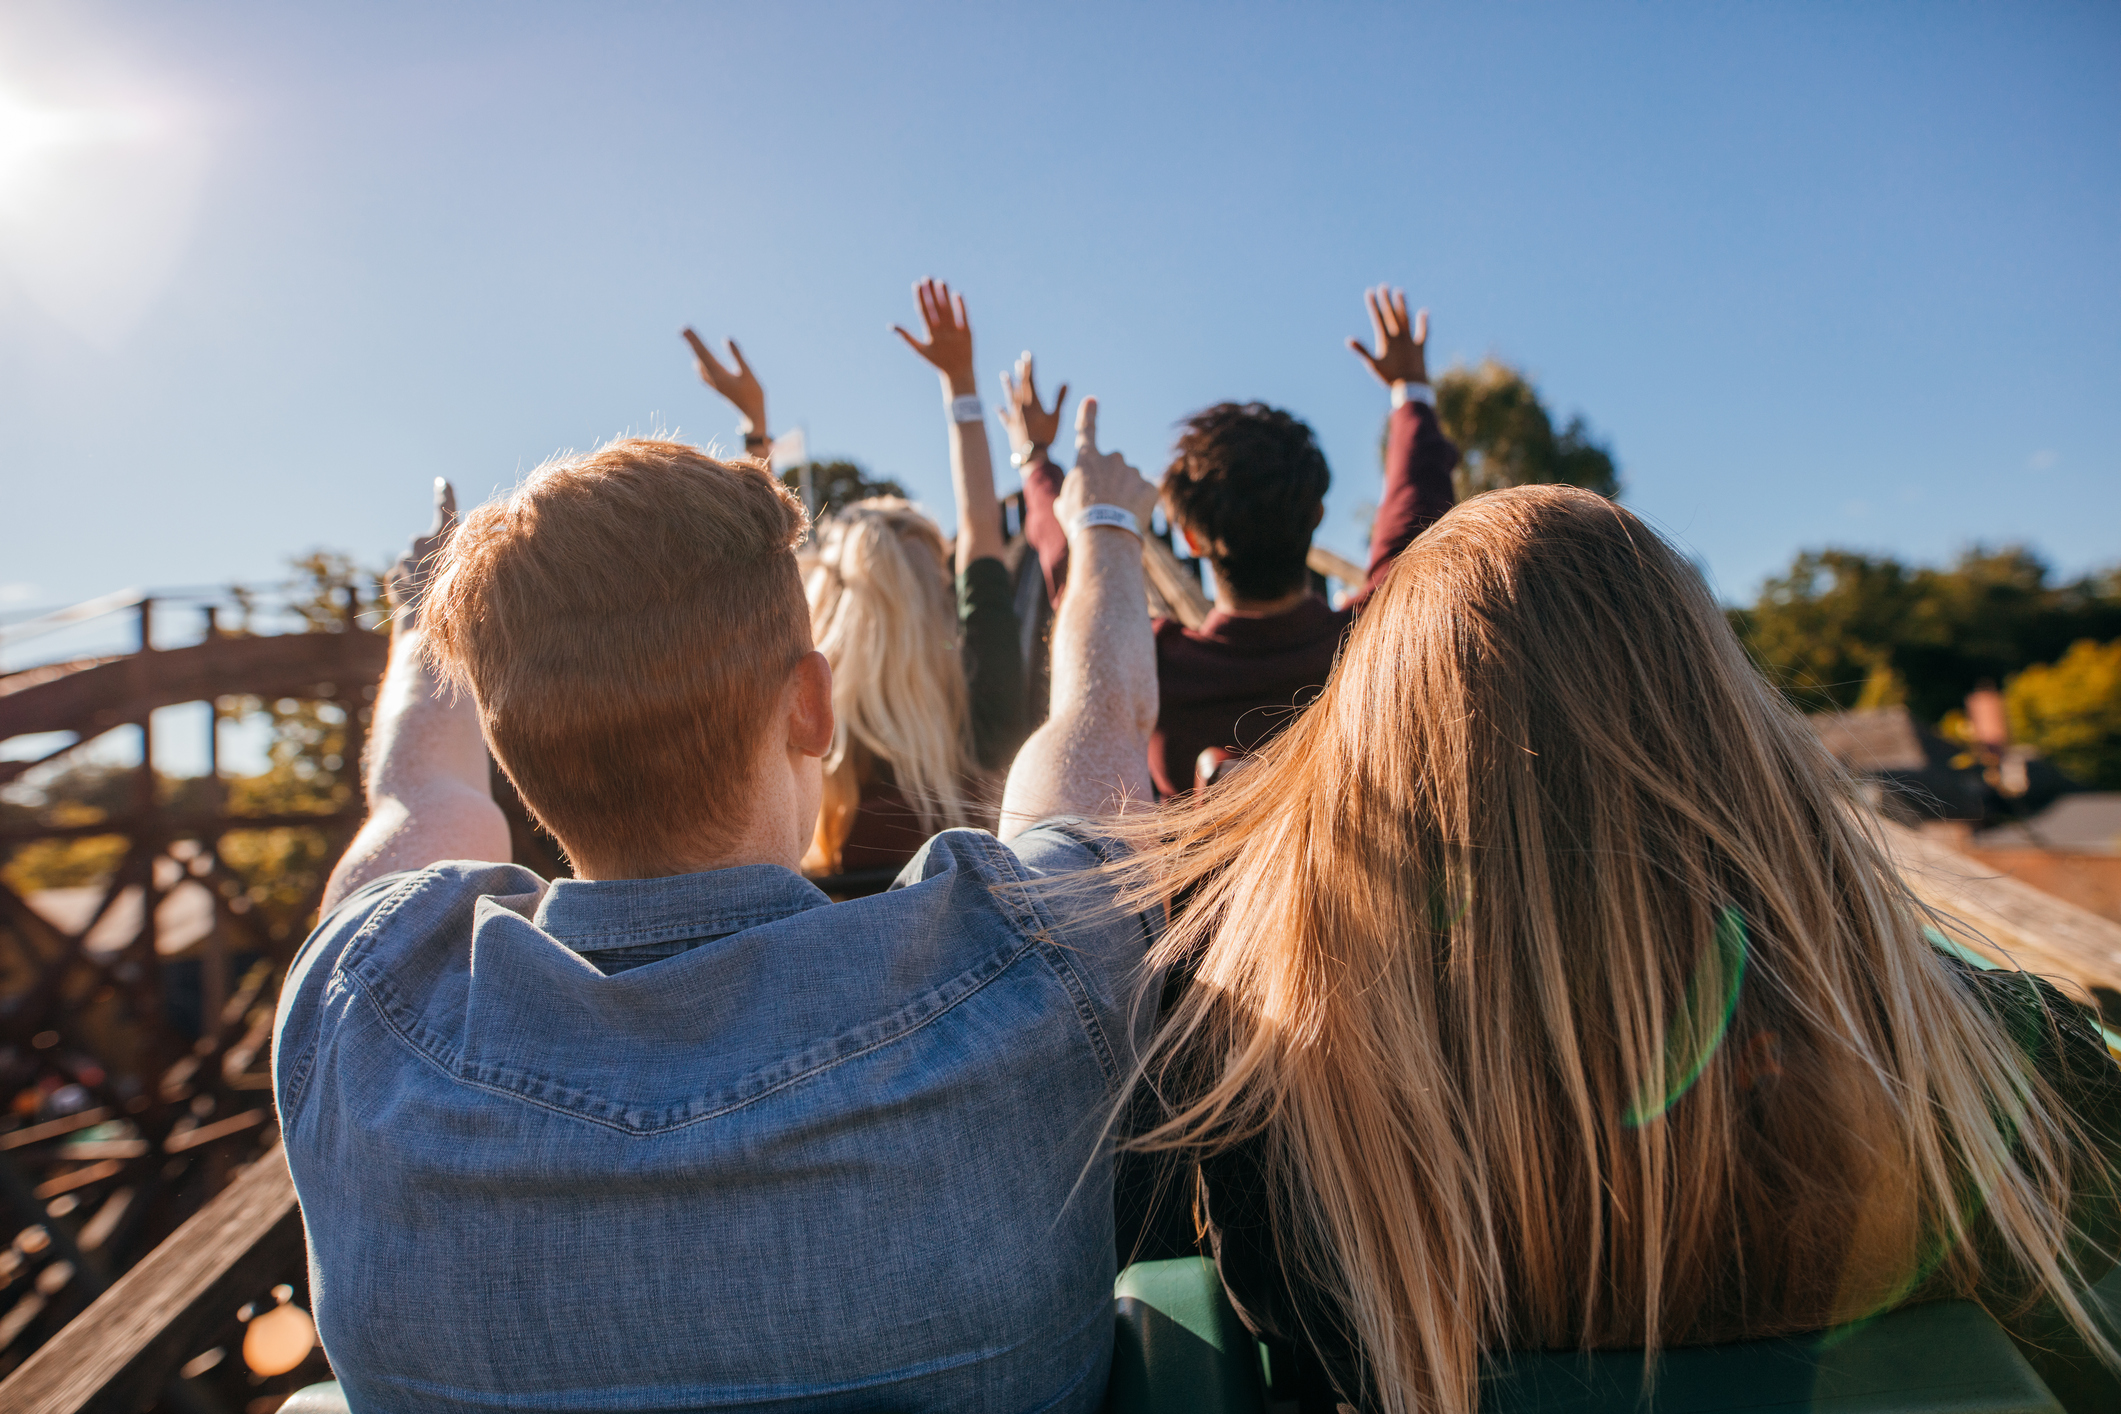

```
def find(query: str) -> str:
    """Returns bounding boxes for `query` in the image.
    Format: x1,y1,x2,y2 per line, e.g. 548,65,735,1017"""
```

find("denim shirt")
273,824,1157,1414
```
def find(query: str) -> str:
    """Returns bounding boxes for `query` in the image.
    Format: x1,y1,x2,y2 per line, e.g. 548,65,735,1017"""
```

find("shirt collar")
1195,594,1340,647
531,865,832,953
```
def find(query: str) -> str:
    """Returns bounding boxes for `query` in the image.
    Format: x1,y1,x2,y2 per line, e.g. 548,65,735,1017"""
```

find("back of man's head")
423,438,809,874
1162,403,1329,603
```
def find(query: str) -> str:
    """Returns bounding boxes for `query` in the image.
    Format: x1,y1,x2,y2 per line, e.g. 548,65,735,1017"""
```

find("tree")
1730,546,2121,723
780,459,907,517
2007,639,2121,789
1433,359,1620,500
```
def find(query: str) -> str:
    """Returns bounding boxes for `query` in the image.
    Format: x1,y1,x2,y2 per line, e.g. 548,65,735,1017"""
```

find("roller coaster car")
278,1254,2121,1414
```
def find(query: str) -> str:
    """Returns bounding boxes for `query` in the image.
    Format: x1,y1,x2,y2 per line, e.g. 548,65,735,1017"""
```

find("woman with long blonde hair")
683,279,1027,873
1118,484,2121,1413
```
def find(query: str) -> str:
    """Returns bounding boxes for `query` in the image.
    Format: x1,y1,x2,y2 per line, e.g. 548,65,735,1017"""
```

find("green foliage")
1433,359,1620,500
779,460,907,517
1730,546,2121,723
2007,639,2121,789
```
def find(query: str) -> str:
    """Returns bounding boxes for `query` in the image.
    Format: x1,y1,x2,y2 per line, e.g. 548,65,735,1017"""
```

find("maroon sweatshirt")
1026,398,1460,797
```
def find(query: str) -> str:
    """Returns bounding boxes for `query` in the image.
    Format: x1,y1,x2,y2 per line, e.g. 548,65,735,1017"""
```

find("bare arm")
1346,285,1459,606
999,398,1160,836
894,278,1005,571
321,481,509,911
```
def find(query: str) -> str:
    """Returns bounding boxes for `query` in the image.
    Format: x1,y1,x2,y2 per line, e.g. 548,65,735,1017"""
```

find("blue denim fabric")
273,824,1156,1414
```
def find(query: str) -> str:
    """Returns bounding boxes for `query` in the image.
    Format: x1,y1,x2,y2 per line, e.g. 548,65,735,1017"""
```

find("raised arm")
1345,284,1460,609
322,480,509,912
999,398,1160,836
683,327,772,464
1000,351,1073,606
893,278,1004,572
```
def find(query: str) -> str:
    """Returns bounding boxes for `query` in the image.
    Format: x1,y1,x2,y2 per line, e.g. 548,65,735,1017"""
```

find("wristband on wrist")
1010,445,1048,468
1068,504,1142,540
1390,381,1434,409
948,394,984,425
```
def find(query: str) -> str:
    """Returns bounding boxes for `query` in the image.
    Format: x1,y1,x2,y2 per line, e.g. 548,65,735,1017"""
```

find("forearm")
943,372,1006,570
1356,399,1461,601
1018,452,1072,605
1000,527,1157,836
323,628,509,910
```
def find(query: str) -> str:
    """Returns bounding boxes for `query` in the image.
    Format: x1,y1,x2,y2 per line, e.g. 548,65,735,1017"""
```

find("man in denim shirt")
274,398,1163,1412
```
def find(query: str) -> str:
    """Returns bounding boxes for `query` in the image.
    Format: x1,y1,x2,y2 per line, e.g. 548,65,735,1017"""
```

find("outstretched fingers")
1413,306,1429,347
430,478,458,536
1347,336,1384,375
683,327,731,380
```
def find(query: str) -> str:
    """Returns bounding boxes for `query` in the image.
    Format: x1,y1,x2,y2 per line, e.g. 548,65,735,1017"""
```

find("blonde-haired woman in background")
683,278,1026,874
1117,485,2121,1413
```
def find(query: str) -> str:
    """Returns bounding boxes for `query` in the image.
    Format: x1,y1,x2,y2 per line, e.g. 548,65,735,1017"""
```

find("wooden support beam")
0,1146,303,1414
1143,538,1211,628
1306,544,1365,587
1884,819,2121,994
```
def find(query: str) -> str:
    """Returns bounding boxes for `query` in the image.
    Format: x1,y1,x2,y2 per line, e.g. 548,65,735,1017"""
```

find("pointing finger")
1076,396,1100,458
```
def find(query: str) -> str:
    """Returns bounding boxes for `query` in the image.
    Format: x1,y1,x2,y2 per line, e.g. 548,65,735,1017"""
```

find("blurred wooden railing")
0,1146,301,1414
7,819,2121,1413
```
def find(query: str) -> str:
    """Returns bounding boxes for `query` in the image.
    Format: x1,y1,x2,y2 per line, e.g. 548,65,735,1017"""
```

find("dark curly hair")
1162,402,1330,602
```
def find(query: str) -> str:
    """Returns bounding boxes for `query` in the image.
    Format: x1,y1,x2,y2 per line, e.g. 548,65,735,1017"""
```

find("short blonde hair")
423,438,809,874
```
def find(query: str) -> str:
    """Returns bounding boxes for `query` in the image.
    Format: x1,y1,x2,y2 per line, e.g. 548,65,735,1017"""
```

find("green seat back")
1107,1257,1265,1414
277,1382,349,1413
1483,1300,2062,1414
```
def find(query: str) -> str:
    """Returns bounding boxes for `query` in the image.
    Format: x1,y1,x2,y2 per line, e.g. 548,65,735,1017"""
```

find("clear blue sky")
2,0,2117,656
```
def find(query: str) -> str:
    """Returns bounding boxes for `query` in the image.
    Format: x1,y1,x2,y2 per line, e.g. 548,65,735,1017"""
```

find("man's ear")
786,650,834,759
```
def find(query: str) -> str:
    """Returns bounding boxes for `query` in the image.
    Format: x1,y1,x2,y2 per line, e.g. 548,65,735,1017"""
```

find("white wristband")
1391,381,1434,409
1068,504,1142,539
948,394,984,424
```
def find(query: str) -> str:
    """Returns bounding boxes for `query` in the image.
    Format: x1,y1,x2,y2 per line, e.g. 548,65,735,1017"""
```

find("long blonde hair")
803,497,985,871
1116,485,2114,1413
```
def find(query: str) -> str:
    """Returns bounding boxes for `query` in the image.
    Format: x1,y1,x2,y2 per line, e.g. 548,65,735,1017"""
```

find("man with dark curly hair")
1016,286,1461,794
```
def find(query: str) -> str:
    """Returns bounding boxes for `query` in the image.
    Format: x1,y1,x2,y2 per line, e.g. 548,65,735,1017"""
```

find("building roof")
1976,793,2121,855
1809,706,1938,773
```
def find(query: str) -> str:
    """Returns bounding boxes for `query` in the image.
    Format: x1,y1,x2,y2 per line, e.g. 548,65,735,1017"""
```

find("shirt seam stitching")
340,925,1046,1137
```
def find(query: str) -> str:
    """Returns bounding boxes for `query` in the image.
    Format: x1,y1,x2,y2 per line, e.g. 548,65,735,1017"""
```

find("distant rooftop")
1976,793,2121,855
1810,706,1938,774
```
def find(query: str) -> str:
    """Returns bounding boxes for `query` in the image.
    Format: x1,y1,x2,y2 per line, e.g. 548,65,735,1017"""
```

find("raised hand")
998,351,1067,460
891,278,977,393
386,477,457,625
1056,397,1159,532
1347,285,1429,388
682,327,768,435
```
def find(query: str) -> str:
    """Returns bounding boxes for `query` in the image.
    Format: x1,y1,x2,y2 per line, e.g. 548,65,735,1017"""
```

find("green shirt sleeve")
958,555,1027,772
